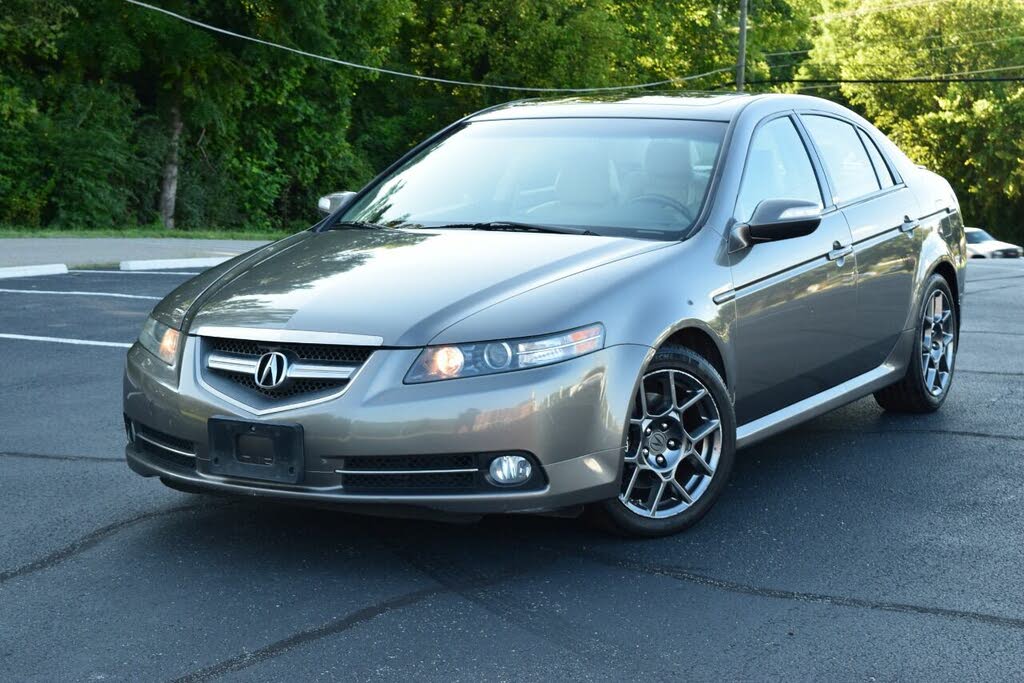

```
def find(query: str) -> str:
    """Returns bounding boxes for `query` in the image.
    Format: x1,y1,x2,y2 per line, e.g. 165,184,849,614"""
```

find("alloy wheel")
921,290,955,397
619,369,722,519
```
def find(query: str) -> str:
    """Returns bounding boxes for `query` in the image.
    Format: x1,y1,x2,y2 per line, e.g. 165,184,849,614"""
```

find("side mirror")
729,199,822,252
317,191,356,215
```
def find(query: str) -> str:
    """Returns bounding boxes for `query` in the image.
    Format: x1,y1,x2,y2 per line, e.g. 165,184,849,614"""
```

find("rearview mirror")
317,191,356,215
729,199,822,252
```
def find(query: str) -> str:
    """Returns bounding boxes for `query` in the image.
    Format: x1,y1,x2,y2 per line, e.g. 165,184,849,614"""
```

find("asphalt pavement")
1,261,1023,681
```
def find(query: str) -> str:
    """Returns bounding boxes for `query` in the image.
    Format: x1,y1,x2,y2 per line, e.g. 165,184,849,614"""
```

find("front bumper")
123,337,651,514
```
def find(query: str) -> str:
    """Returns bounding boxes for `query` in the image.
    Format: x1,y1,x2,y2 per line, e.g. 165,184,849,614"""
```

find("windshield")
967,229,995,244
339,118,727,239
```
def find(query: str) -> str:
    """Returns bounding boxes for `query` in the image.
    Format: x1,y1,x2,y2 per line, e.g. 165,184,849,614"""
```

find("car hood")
188,229,667,346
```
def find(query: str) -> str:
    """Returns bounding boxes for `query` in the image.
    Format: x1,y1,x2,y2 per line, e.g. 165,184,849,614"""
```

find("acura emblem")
254,351,288,389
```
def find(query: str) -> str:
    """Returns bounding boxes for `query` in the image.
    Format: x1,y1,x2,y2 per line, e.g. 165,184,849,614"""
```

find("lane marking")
0,263,68,280
70,269,200,276
0,288,159,300
0,333,131,348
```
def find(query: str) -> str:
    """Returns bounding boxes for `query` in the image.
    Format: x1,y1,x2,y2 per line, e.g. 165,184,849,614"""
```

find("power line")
813,0,952,22
766,34,1024,70
121,0,733,93
763,24,1009,58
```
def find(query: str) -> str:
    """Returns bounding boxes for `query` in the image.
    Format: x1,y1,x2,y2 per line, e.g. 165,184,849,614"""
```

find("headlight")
138,317,182,366
405,323,604,383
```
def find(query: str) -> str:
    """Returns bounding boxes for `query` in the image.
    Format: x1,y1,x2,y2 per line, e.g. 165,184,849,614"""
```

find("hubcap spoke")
678,387,707,412
686,419,720,445
686,450,715,476
647,480,667,517
670,479,693,504
622,466,640,502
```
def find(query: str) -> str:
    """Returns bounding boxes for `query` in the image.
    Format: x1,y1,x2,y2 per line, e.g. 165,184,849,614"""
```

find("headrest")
556,149,613,206
645,140,692,181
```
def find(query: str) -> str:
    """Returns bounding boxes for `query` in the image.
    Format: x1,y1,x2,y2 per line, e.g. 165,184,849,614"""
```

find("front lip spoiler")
127,445,554,512
127,443,623,514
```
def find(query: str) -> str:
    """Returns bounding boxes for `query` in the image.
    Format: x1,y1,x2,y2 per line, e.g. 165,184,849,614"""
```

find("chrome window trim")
192,326,384,347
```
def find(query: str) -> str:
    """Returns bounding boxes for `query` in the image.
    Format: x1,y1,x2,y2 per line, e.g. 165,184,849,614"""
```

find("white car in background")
966,227,1023,259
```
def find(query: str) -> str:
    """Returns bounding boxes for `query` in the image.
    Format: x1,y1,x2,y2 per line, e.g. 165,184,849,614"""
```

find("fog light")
489,454,532,485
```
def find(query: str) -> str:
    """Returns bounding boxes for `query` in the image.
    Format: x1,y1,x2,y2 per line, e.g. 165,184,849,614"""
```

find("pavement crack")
0,503,213,584
168,567,534,683
0,451,122,463
803,427,1024,443
397,552,641,669
579,552,1024,631
958,369,1024,378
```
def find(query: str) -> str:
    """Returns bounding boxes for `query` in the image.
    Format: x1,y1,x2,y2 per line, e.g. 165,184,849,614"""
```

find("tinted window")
735,116,823,222
967,229,994,244
803,115,881,204
341,118,727,239
857,128,895,189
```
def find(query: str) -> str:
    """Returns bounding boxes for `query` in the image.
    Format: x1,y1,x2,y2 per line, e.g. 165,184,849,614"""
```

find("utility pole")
737,0,748,92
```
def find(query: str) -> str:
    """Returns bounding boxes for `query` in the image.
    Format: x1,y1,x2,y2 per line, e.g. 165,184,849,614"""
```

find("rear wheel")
591,346,736,537
873,273,958,413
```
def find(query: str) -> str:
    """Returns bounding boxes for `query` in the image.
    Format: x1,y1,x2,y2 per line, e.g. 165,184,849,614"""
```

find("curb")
0,263,69,280
119,257,232,271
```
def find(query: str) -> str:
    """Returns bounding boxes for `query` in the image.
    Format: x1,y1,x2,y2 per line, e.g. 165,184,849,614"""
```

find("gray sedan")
124,93,966,536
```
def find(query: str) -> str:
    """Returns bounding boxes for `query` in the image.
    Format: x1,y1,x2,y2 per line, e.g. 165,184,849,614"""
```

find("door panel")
731,212,858,424
728,114,859,425
843,188,921,373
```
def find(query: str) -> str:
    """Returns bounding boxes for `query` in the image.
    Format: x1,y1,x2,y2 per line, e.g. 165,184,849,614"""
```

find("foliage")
793,0,1024,241
1,0,1020,242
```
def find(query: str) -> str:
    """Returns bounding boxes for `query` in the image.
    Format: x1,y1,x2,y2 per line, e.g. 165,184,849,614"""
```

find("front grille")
208,337,373,364
342,471,477,491
341,454,477,472
224,371,346,400
201,335,374,407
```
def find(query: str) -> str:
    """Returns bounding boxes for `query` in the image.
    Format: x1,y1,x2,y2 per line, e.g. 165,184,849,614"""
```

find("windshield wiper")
437,221,597,236
322,220,391,231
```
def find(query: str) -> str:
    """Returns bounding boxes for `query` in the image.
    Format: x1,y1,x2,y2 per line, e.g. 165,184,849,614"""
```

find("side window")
735,117,824,222
857,128,895,189
802,115,881,203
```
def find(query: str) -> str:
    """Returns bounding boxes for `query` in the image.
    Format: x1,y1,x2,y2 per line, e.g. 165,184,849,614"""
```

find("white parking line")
70,269,200,276
0,288,160,300
0,333,131,348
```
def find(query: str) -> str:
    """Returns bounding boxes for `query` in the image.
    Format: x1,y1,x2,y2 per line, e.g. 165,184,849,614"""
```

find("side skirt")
736,327,916,449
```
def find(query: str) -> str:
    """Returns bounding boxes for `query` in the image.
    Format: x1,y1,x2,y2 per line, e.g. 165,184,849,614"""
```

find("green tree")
797,0,1024,240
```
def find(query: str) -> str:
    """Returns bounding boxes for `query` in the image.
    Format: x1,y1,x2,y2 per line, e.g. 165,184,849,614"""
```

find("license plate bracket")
207,417,304,484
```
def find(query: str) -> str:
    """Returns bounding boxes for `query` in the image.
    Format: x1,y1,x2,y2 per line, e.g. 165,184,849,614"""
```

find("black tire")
873,273,958,413
590,345,737,538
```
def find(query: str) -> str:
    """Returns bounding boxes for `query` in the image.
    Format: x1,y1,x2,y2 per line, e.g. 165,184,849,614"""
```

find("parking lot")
1,259,1022,681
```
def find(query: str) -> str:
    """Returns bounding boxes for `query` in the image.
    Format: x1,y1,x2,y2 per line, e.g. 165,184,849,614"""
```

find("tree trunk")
159,104,183,229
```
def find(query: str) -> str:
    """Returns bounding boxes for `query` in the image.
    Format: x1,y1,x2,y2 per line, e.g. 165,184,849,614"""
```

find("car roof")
467,92,848,123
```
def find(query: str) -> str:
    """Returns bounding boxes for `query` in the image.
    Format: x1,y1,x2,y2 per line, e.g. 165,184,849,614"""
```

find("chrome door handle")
827,243,853,261
900,216,920,233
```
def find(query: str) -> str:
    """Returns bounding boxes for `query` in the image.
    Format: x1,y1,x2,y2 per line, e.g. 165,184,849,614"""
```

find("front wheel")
591,346,736,537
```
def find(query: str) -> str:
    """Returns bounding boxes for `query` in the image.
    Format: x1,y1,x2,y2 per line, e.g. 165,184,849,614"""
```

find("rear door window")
802,115,881,204
857,129,895,189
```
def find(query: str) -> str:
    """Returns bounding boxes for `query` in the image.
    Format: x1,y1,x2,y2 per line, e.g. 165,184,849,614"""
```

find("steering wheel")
627,193,694,223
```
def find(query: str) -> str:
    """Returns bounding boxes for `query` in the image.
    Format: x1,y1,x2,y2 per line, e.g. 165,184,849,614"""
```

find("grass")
0,226,293,240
